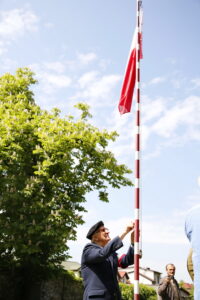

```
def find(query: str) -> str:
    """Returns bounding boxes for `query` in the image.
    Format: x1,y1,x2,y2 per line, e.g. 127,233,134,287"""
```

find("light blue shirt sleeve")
185,206,200,300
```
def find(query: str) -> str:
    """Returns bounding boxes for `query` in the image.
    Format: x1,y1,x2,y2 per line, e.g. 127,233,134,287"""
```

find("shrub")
119,283,157,300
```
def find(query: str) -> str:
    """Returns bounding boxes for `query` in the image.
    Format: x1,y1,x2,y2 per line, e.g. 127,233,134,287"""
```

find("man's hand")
119,221,135,241
125,221,135,233
164,276,171,284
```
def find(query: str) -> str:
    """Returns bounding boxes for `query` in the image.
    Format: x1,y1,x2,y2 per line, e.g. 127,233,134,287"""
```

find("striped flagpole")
134,0,142,299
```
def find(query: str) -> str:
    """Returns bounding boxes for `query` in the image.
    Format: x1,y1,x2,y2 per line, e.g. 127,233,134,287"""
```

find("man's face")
95,226,111,246
166,265,176,277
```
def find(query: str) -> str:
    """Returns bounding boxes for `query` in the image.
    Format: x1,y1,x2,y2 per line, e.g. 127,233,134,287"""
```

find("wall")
0,272,83,300
41,276,83,300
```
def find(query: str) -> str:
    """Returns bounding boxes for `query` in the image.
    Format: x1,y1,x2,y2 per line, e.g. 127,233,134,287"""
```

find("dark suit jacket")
81,236,134,300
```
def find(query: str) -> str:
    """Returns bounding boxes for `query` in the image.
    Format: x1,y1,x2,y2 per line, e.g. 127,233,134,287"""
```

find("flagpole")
134,0,142,299
117,0,143,296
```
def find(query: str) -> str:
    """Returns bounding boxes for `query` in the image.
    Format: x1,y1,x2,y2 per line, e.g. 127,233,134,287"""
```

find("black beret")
86,221,104,240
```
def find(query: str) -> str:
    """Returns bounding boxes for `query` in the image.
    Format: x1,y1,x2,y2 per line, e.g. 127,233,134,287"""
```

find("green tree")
0,68,132,277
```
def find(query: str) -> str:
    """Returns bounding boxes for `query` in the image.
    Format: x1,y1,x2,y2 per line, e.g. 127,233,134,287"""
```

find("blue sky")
1,0,200,282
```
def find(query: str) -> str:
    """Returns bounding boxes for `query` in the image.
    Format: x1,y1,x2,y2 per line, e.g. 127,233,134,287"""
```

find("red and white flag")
118,14,143,115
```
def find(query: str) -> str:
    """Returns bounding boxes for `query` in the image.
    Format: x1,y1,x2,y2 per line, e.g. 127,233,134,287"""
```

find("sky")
0,0,200,283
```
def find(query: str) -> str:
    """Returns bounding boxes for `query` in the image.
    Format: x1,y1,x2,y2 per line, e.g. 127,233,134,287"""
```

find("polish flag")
118,21,143,114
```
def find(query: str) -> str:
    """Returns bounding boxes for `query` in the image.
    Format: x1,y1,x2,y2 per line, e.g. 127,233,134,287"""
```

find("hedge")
120,282,157,300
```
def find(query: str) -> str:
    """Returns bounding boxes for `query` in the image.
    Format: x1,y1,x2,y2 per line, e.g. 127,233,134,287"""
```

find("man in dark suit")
81,220,135,300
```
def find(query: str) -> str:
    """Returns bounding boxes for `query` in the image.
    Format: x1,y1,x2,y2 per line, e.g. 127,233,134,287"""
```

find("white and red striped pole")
134,1,142,299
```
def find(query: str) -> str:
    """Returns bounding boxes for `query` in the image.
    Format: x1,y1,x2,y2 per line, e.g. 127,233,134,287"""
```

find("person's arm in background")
157,277,170,296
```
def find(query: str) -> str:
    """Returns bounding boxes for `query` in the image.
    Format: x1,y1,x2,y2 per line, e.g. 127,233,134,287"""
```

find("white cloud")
78,71,99,88
142,217,186,245
74,72,121,106
28,57,200,162
44,22,54,29
186,190,200,207
105,111,134,158
98,58,111,71
0,8,39,55
44,74,71,88
141,124,153,149
0,41,7,55
86,74,121,100
187,203,200,213
29,63,72,95
191,78,200,88
44,61,66,73
102,213,187,246
149,76,166,85
171,79,182,89
28,53,114,109
142,96,166,123
104,93,200,162
36,52,98,73
167,58,177,65
29,58,119,110
77,52,97,65
198,177,200,187
0,9,39,39
38,73,72,94
103,96,166,160
151,96,200,139
0,58,18,71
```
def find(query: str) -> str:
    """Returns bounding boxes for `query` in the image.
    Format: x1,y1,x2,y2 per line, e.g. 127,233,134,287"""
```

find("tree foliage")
0,68,132,274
